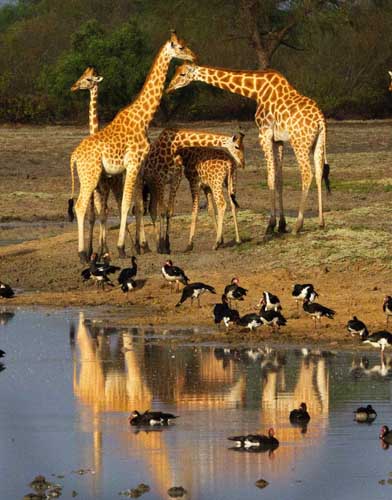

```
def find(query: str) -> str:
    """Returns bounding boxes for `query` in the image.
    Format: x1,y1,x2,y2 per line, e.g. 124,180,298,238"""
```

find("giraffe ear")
96,76,103,83
389,71,392,78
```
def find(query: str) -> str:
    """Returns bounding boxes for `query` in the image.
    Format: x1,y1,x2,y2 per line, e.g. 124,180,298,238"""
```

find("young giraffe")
68,31,196,262
134,129,244,254
166,63,330,238
71,67,125,258
182,132,245,251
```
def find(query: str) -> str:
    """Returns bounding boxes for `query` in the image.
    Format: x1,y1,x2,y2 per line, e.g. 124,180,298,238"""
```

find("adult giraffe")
70,67,125,258
68,31,196,262
166,63,330,237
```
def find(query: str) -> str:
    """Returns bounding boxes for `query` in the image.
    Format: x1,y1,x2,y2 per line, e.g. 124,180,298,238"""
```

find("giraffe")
68,31,196,262
133,128,244,254
70,67,125,258
181,132,245,251
166,63,330,238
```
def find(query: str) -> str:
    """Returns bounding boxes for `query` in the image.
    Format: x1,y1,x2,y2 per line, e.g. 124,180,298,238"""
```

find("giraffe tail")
321,121,331,194
322,163,331,194
228,165,240,208
68,153,76,222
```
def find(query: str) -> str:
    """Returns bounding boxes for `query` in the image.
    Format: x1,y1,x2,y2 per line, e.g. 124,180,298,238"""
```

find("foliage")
0,0,392,122
40,19,152,121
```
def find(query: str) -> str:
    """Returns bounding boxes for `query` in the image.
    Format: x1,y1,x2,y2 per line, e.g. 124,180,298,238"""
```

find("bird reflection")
0,310,15,326
350,355,392,379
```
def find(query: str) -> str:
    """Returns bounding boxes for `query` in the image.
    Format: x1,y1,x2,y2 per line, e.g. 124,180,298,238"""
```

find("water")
1,309,392,499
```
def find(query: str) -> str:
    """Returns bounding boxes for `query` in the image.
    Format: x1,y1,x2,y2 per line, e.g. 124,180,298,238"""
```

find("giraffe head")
71,67,103,92
388,71,392,92
166,63,197,93
225,133,245,169
165,30,196,64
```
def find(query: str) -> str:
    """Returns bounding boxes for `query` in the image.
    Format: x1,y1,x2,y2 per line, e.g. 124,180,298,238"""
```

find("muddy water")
2,310,392,499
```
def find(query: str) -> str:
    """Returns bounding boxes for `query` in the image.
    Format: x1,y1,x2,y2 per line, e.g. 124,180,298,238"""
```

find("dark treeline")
1,0,392,123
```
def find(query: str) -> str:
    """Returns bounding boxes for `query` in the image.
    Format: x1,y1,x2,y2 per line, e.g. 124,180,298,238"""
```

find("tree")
236,0,341,69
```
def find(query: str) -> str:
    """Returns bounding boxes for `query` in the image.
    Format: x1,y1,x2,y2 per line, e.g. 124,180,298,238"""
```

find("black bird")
383,296,392,326
0,350,5,358
88,252,115,289
259,308,287,331
346,316,368,338
380,425,392,444
289,402,311,423
176,282,216,307
213,295,240,331
129,410,178,426
162,260,189,292
303,299,335,328
258,291,281,311
236,313,263,331
0,281,14,299
100,253,121,275
362,330,392,353
228,429,279,449
118,256,137,294
224,277,247,306
292,284,319,314
354,404,377,423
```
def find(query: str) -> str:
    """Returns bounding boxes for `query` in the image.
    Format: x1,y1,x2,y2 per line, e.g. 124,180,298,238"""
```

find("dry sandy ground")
1,120,392,349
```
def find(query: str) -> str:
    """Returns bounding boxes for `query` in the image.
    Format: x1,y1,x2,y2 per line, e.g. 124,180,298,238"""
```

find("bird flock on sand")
2,257,392,356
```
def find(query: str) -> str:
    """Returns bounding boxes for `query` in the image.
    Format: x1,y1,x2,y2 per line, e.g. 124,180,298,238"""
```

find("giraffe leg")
211,186,226,250
314,129,325,228
75,158,102,263
111,173,135,248
157,186,169,254
117,156,146,258
258,128,277,238
163,157,183,254
86,194,96,259
186,181,200,252
134,175,150,254
75,187,99,263
229,192,241,244
205,187,218,233
227,165,241,244
292,141,313,234
274,141,287,233
96,178,110,258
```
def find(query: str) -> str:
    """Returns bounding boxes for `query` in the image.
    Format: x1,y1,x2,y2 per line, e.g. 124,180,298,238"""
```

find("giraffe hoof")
184,244,193,253
117,246,127,259
278,221,288,233
141,243,151,254
78,251,88,264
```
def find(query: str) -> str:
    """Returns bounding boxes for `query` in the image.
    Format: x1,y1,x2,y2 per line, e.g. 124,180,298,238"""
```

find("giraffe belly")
273,128,290,142
102,155,126,176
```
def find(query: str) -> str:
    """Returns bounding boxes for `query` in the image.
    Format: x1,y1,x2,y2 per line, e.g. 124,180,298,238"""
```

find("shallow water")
2,310,392,499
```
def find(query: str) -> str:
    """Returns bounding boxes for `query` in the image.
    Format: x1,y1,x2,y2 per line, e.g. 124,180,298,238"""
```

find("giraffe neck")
88,85,99,135
194,65,281,101
120,43,172,130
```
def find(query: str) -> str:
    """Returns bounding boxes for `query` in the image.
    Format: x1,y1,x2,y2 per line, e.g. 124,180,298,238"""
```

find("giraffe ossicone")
167,62,330,238
68,31,196,263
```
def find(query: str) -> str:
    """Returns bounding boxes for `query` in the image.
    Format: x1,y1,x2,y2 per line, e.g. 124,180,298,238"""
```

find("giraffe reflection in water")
71,313,331,496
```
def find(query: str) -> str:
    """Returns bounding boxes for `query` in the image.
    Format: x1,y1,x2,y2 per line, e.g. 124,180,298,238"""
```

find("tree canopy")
0,0,392,122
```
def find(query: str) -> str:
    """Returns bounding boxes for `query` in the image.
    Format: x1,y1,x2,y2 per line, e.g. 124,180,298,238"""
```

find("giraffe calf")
181,141,245,251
